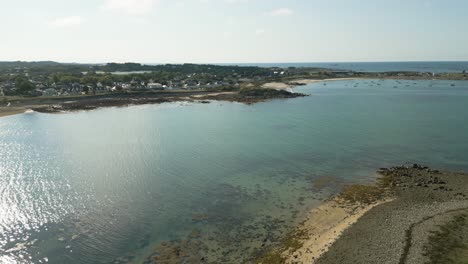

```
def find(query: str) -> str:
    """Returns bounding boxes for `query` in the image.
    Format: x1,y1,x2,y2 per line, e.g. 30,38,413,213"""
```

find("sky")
0,0,468,63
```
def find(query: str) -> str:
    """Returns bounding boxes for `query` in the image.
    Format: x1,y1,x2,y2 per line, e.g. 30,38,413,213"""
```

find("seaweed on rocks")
423,213,468,264
316,165,468,264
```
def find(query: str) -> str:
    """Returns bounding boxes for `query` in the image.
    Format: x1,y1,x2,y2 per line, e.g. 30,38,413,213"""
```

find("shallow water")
1,79,468,263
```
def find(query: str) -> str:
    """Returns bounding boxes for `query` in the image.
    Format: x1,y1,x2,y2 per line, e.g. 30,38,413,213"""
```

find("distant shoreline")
261,78,362,90
1,76,467,119
0,88,306,118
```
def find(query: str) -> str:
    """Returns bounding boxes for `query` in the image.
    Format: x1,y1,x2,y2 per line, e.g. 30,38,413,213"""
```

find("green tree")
59,75,80,84
80,76,98,85
52,74,60,84
15,76,35,94
98,75,114,86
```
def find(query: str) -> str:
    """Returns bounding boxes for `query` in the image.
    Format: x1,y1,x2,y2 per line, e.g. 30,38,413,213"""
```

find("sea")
230,61,468,73
1,78,468,263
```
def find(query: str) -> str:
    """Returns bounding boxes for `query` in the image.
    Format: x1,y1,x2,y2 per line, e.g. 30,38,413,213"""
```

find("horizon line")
2,60,468,65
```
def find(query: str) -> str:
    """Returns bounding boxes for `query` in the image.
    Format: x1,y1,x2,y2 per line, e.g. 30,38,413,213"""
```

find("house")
147,83,163,90
170,80,182,89
185,80,199,89
111,85,122,92
30,89,44,97
42,88,58,97
238,78,253,83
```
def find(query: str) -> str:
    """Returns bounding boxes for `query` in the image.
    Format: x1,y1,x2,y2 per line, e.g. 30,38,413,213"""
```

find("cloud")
266,8,293,17
48,16,83,28
102,0,158,15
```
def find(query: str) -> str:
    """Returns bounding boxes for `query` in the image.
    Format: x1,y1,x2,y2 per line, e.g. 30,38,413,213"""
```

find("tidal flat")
315,165,468,264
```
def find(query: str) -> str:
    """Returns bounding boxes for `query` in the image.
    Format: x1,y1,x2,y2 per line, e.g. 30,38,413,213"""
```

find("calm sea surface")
1,79,468,263
234,61,468,73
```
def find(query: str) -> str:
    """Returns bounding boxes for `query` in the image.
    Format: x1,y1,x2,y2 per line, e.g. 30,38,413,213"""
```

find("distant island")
0,61,467,117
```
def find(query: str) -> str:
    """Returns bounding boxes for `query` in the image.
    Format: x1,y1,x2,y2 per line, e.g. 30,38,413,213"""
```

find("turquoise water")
1,79,468,263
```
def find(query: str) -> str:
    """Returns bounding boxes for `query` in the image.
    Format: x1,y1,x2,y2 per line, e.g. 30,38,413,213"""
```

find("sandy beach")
261,82,292,90
282,199,390,263
258,165,468,264
0,107,27,118
290,78,361,85
261,78,361,90
315,165,468,264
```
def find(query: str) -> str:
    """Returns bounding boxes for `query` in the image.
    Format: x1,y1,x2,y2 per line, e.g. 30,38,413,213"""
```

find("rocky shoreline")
255,164,468,264
126,164,468,264
1,88,307,116
316,165,468,264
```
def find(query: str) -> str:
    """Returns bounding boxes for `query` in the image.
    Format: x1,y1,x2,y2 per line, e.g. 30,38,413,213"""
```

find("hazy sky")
1,0,467,63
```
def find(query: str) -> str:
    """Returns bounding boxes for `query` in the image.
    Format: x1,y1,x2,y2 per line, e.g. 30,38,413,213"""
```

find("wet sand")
0,107,28,118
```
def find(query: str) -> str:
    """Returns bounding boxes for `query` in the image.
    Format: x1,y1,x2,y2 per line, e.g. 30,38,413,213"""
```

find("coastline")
282,198,391,263
288,77,362,86
315,166,468,264
258,165,468,264
256,171,394,264
0,107,28,118
0,89,307,118
2,76,466,119
2,74,468,263
261,78,361,90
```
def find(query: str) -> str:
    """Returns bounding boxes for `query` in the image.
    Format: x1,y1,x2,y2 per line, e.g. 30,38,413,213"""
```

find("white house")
147,83,163,89
42,88,58,97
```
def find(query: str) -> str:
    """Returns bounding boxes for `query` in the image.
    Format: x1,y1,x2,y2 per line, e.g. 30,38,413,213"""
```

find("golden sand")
283,199,391,263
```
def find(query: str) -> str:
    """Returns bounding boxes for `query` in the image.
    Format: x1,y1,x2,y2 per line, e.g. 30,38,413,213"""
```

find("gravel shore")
316,165,468,264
